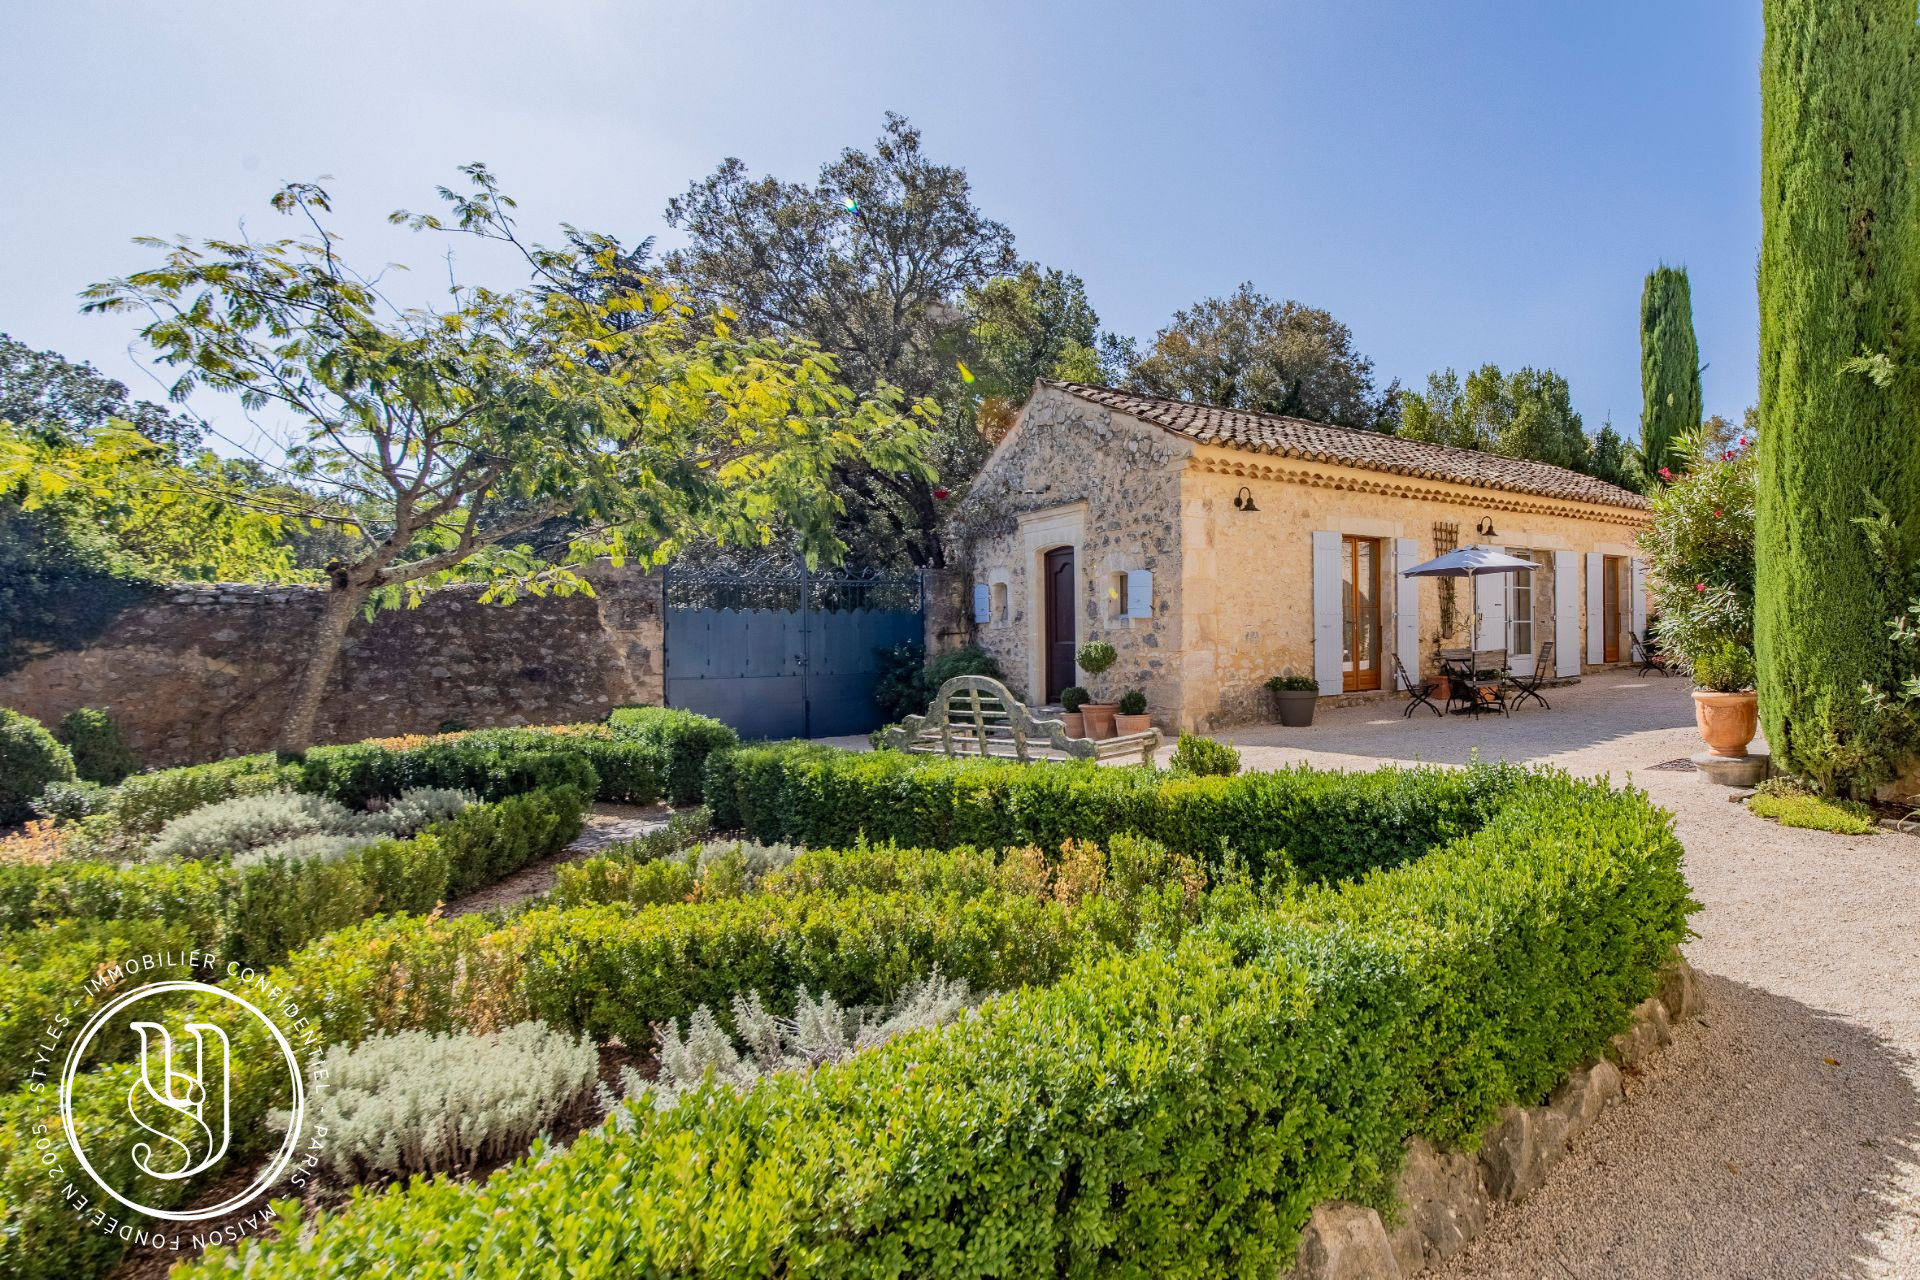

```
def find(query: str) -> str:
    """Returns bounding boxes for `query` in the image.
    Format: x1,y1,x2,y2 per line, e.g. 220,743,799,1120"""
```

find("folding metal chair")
1440,649,1505,718
1503,640,1555,710
1393,655,1442,718
1632,632,1671,677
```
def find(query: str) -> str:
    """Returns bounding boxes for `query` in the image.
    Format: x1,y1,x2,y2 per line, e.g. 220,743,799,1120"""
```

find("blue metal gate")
663,560,924,740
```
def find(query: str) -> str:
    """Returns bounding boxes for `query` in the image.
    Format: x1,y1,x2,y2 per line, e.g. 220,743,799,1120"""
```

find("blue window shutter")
972,584,991,624
1125,569,1152,619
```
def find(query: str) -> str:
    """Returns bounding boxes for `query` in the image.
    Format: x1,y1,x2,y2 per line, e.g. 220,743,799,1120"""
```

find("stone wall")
922,567,975,657
0,565,664,766
951,385,1191,720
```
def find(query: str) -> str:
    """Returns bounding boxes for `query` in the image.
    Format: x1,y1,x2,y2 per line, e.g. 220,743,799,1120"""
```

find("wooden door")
1044,547,1077,701
1602,556,1623,664
1342,536,1383,692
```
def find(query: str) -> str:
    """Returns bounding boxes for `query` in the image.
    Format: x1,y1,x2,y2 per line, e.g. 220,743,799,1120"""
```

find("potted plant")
1690,640,1758,756
1059,686,1090,738
1638,428,1758,761
1076,642,1119,739
1114,689,1152,735
1266,672,1319,727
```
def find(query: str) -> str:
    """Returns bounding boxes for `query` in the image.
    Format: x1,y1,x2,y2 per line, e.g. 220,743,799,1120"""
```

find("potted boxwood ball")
1689,640,1758,756
1076,642,1119,739
1115,688,1152,735
1266,673,1319,727
1059,686,1090,738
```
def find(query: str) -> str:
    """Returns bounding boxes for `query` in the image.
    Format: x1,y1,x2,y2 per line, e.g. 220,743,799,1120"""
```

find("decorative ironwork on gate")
665,558,922,614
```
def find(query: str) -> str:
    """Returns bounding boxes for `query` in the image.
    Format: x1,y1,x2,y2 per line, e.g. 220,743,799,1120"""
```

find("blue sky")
1,1,1762,453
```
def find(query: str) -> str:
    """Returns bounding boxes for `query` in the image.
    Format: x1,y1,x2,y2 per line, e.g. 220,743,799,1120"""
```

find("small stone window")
1125,569,1153,619
1108,569,1152,620
990,582,1009,624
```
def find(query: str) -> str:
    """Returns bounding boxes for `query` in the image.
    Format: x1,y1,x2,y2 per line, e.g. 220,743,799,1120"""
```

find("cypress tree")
1638,265,1701,478
1757,0,1920,784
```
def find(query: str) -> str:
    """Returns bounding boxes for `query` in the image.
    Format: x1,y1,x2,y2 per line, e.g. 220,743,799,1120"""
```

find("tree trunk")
275,583,366,754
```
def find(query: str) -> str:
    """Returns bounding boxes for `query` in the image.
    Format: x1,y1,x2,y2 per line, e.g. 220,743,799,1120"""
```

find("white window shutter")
1630,558,1648,640
972,584,990,624
1125,569,1153,619
1394,538,1420,689
1585,553,1605,663
1473,557,1506,652
1311,531,1341,694
1554,550,1582,676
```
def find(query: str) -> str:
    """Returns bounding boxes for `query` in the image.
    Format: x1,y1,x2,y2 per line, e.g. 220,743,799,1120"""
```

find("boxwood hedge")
609,706,741,806
44,708,731,867
515,888,1085,1047
706,743,1525,882
0,834,1178,1280
0,786,584,963
170,763,1692,1280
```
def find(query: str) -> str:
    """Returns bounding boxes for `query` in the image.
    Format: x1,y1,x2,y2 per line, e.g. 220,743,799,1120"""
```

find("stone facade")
951,384,1652,733
1181,454,1646,729
0,565,664,766
950,388,1191,713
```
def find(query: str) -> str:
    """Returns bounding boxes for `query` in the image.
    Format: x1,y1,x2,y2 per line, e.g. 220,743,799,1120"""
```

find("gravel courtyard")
1205,670,1920,1279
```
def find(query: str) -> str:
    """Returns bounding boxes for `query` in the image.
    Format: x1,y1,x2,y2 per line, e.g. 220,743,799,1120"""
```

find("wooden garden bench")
883,675,1161,765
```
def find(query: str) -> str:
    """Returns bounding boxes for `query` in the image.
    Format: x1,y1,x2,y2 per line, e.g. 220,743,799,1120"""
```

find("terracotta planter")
1081,704,1118,740
1114,712,1152,736
1272,689,1317,727
1060,710,1086,738
1692,689,1758,757
1433,675,1452,702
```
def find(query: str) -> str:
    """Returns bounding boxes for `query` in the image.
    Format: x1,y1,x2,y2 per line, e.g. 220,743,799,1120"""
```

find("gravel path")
441,802,674,916
1204,671,1920,1279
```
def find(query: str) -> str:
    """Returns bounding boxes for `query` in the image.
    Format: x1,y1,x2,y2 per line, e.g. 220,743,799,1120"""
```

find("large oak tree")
663,114,1015,568
1125,283,1399,431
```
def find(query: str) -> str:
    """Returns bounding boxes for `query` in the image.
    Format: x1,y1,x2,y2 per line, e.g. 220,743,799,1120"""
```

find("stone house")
950,381,1653,732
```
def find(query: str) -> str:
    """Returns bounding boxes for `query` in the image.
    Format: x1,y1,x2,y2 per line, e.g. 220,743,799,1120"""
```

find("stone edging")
1291,958,1705,1279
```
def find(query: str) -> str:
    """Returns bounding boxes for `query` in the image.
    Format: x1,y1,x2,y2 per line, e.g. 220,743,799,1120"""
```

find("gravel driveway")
1207,670,1920,1279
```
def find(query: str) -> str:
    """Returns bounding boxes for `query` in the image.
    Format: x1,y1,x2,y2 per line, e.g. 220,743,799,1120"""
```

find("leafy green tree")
0,333,201,454
1639,265,1702,478
954,264,1130,443
1,334,363,587
0,475,152,675
1587,418,1642,492
1125,284,1399,430
75,167,934,751
2,424,307,584
1495,367,1590,472
1398,364,1593,473
1398,368,1480,449
1757,0,1920,795
1697,412,1748,458
664,114,1013,568
960,266,1112,400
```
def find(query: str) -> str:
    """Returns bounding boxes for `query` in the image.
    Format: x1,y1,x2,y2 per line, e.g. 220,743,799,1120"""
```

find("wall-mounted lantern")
1233,486,1259,512
1475,516,1498,538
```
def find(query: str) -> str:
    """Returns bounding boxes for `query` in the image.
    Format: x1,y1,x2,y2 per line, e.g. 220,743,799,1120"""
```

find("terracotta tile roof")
1043,381,1650,511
